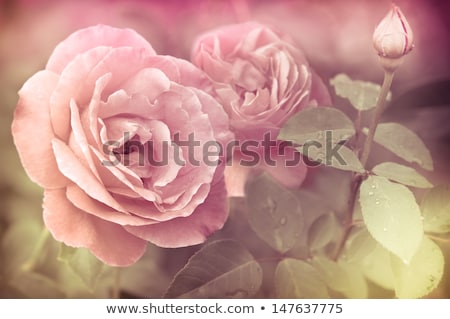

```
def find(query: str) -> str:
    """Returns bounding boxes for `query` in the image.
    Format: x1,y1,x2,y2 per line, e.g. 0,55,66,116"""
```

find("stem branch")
360,71,394,167
333,71,395,261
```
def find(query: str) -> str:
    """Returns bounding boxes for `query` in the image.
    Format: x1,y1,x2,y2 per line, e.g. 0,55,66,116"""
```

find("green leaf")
337,262,369,298
330,73,391,111
372,162,433,188
279,107,355,146
360,243,395,290
310,256,348,293
363,122,433,170
296,144,365,173
307,212,340,252
245,174,304,252
359,175,423,263
164,240,262,298
391,237,444,298
343,227,377,263
58,244,104,290
275,258,329,298
421,185,450,233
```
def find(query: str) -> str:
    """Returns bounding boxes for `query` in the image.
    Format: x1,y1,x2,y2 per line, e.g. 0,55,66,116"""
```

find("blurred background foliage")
0,0,449,298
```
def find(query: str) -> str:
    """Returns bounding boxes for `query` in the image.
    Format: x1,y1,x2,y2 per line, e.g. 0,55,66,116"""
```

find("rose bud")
373,4,414,71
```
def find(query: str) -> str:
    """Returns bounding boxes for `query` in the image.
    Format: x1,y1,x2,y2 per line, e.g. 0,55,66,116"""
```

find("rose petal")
43,188,147,266
124,167,228,247
69,99,100,180
11,70,68,189
66,184,156,226
46,24,156,74
122,67,170,100
50,46,112,141
51,138,125,212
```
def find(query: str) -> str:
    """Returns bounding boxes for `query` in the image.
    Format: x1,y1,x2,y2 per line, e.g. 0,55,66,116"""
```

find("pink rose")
11,25,233,266
191,22,331,195
192,21,331,141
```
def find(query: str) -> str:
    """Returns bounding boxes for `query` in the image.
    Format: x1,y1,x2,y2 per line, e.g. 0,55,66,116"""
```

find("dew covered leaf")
359,175,423,263
246,174,303,252
363,122,433,170
421,185,450,234
330,73,391,111
275,258,329,298
164,240,262,298
391,237,444,298
279,107,355,146
372,162,433,188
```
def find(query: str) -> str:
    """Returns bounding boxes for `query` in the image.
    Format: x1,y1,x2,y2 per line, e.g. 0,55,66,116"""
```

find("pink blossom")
373,4,414,59
192,22,331,195
11,25,233,266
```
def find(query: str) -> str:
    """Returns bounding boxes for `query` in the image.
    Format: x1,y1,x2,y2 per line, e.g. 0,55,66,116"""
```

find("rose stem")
332,70,395,261
359,70,395,167
21,228,50,272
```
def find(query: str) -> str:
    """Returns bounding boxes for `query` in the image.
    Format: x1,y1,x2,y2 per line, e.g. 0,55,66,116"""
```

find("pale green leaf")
343,227,377,263
359,175,423,263
246,174,303,252
372,162,433,188
391,237,444,298
58,244,104,290
275,258,329,298
330,73,391,111
337,262,368,298
56,264,113,298
164,240,262,298
279,107,355,146
311,256,368,298
360,244,395,290
364,122,433,170
297,144,365,173
421,185,450,233
308,212,340,252
310,256,348,293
